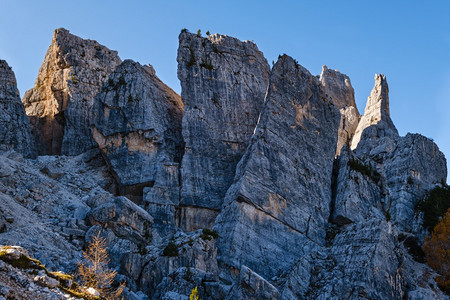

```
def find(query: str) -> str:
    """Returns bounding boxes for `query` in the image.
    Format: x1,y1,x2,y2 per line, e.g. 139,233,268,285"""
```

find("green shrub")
187,48,196,67
200,60,214,70
181,28,188,33
206,30,210,35
201,228,218,240
163,241,179,257
416,185,450,231
348,159,381,184
197,29,201,37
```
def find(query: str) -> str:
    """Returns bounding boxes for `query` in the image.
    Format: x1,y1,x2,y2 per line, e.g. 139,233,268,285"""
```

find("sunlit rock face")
215,55,340,281
22,28,121,155
177,31,270,230
351,73,397,150
320,65,360,155
92,59,184,204
0,60,36,158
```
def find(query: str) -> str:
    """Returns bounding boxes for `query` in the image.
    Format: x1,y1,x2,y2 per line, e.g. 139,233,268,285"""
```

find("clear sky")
1,0,449,182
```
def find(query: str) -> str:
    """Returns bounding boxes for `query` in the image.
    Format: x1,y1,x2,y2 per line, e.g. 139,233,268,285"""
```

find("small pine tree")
78,232,125,299
197,29,201,37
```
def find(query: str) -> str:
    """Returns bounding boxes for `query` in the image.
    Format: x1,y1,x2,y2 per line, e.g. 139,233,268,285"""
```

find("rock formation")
351,73,398,150
215,55,341,281
0,60,36,158
0,28,448,299
92,60,183,204
22,28,121,155
320,65,360,155
177,31,270,230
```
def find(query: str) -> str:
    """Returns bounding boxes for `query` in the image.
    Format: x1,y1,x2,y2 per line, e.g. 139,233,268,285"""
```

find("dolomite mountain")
0,28,447,299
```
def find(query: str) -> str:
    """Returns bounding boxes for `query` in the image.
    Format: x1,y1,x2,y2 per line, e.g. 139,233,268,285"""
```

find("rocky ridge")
0,28,447,299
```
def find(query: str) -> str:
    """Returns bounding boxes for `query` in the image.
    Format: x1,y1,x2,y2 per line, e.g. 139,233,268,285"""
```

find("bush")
348,158,381,184
416,185,450,231
163,241,179,257
200,228,218,241
423,209,450,295
187,48,196,67
196,29,201,37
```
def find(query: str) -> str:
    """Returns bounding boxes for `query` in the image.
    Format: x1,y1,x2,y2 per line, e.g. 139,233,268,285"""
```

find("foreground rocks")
22,28,121,155
0,60,36,158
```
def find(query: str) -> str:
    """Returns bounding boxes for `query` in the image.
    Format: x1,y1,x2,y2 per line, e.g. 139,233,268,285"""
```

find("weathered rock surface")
351,74,398,150
22,28,121,155
0,60,36,158
321,65,360,155
92,59,183,202
226,265,279,300
215,55,340,281
177,31,270,229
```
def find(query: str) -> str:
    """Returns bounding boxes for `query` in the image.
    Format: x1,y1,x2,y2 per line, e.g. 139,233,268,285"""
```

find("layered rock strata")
177,31,270,230
0,60,36,158
22,28,121,155
92,60,183,204
215,55,340,281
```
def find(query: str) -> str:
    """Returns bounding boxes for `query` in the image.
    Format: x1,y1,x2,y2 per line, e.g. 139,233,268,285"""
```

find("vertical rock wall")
0,60,36,158
177,31,270,230
22,28,121,155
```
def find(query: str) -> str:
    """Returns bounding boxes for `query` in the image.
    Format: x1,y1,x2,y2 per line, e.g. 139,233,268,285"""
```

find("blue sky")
0,0,449,182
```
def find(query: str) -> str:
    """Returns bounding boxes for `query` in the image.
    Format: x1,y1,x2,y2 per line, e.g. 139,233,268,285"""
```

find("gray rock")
226,265,279,300
22,28,121,155
93,59,183,201
34,275,59,289
215,55,340,281
0,60,36,158
351,74,398,150
177,31,270,229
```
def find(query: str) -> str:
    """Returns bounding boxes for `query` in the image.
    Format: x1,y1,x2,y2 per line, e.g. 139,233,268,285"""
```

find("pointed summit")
350,74,398,150
320,65,360,155
22,28,121,155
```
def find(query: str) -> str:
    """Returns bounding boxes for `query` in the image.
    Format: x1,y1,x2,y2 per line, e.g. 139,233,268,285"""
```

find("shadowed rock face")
215,55,340,281
177,31,270,229
320,66,360,155
92,60,184,202
0,60,36,158
22,28,121,155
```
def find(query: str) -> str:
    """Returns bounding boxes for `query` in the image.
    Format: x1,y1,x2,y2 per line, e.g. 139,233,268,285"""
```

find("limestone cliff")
92,60,183,206
22,28,121,155
215,55,340,281
0,60,36,158
320,65,360,155
177,31,270,230
0,28,448,300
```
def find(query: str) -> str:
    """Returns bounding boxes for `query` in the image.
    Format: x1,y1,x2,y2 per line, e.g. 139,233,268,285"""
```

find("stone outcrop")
92,60,183,202
22,28,121,155
177,31,270,230
215,55,340,281
351,74,398,150
320,66,360,155
0,60,36,158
